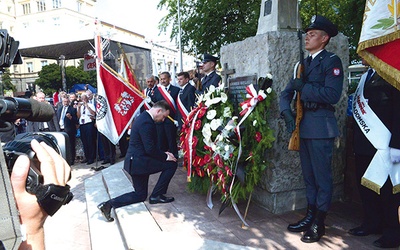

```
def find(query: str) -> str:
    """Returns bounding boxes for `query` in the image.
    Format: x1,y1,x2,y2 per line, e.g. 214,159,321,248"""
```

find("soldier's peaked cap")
305,15,338,37
202,53,219,63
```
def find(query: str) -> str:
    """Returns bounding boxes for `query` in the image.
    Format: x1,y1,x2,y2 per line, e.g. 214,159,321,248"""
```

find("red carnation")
194,120,202,130
197,107,207,118
255,131,262,142
203,154,212,163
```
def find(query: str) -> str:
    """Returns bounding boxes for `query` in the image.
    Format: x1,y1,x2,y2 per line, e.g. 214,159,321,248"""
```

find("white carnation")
206,110,217,120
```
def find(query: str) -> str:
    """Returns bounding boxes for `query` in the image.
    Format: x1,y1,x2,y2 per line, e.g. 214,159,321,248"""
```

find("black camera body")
0,29,22,68
3,132,70,194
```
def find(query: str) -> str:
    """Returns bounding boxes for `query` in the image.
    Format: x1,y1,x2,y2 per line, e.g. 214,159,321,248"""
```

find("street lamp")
59,55,66,91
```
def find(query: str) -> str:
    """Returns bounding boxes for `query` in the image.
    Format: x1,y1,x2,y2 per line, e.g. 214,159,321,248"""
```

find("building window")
27,62,33,73
53,0,61,8
37,0,46,12
53,17,60,26
77,1,82,12
41,60,48,67
22,3,31,14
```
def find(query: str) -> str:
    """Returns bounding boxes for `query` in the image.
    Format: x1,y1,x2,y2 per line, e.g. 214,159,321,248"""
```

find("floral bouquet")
179,75,275,206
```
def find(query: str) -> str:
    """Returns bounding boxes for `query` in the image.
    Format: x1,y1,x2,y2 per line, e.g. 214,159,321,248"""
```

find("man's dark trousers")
109,159,177,208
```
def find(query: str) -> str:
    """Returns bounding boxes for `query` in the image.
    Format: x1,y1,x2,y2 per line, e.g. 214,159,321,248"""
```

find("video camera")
0,30,72,250
0,29,22,69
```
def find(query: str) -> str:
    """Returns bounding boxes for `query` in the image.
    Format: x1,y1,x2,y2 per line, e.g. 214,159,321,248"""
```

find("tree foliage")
1,68,16,93
300,0,366,63
35,61,96,95
158,0,365,63
158,0,260,58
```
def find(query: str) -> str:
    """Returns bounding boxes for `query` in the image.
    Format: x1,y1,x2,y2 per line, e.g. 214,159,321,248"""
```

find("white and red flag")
94,22,143,144
96,63,143,144
357,0,400,91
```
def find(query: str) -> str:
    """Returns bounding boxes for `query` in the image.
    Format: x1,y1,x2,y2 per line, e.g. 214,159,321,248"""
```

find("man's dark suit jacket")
177,84,196,128
151,85,180,154
26,106,60,132
56,105,78,134
56,105,78,164
200,71,221,93
124,111,167,175
151,85,180,119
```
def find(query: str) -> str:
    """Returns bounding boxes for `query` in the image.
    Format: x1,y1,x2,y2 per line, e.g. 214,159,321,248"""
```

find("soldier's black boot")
301,210,327,243
287,204,316,232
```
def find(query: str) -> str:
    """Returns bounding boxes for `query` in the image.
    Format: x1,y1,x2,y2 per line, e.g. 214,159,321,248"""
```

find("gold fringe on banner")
393,184,400,194
358,50,400,91
361,177,381,195
357,31,400,53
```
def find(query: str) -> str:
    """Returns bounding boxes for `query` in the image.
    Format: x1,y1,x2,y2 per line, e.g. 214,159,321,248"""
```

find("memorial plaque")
264,0,272,16
228,75,257,114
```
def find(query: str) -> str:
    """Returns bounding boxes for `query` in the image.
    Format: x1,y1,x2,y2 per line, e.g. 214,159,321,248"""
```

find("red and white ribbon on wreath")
239,84,267,117
187,107,205,182
228,84,267,226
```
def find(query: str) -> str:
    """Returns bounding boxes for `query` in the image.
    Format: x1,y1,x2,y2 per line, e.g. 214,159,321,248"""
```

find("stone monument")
220,0,350,214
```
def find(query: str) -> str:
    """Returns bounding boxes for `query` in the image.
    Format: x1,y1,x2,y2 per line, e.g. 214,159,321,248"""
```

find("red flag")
96,64,144,144
120,58,140,90
52,92,59,106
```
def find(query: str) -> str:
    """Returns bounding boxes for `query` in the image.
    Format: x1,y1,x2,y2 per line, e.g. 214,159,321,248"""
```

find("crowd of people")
14,88,127,168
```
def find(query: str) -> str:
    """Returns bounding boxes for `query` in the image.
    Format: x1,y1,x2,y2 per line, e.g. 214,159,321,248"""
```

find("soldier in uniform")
279,15,344,243
198,53,221,94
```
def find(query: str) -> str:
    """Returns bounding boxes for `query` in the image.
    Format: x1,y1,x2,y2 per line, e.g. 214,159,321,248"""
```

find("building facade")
0,0,195,94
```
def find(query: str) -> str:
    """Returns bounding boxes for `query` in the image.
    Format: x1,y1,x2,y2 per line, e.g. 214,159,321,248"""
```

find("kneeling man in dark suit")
98,100,177,222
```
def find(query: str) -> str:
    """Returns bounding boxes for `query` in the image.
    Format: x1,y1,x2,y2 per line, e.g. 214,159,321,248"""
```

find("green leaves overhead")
158,0,365,63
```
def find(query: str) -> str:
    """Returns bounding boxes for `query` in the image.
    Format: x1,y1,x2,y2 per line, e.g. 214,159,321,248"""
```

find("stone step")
85,162,260,250
84,171,126,250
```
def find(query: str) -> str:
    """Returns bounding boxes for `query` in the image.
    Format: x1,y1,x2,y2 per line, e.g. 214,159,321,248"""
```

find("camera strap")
0,141,23,250
35,184,73,216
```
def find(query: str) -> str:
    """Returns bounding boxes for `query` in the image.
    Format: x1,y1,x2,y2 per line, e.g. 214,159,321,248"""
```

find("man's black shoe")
102,159,110,164
97,202,114,222
348,226,380,236
110,159,116,165
373,236,400,248
149,194,174,204
92,166,105,171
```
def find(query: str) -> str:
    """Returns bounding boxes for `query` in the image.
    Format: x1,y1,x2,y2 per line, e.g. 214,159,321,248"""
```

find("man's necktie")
365,68,374,82
306,56,312,66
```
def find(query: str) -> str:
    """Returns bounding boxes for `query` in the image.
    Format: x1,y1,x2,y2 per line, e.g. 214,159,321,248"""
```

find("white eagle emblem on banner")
114,91,135,116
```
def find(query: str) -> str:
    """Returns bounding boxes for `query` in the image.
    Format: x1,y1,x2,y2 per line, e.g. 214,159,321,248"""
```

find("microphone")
0,97,55,122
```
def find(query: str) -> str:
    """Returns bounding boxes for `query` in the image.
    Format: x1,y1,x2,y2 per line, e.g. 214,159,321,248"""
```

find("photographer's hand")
11,139,71,250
